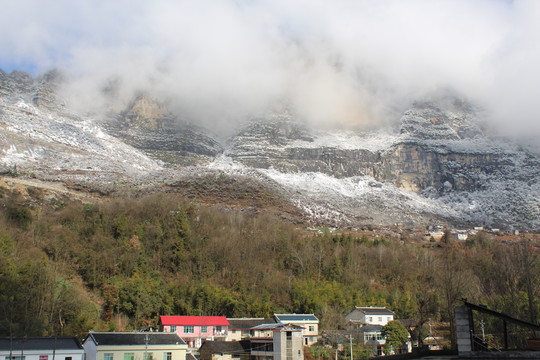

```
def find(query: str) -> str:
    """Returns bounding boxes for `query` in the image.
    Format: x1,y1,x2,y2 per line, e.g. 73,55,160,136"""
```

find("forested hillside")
0,182,538,347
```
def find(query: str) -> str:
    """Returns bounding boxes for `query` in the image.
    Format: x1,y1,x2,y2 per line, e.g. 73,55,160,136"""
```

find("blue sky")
1,0,539,134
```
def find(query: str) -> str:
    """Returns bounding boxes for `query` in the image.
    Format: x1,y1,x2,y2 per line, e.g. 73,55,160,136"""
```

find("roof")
160,316,229,326
274,314,318,322
0,337,83,351
360,325,384,332
85,332,186,346
251,323,303,331
186,354,197,360
354,307,394,315
199,340,251,354
227,318,276,329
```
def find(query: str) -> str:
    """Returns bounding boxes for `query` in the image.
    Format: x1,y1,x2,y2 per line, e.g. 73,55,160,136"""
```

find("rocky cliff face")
1,70,538,230
102,94,223,166
227,98,539,196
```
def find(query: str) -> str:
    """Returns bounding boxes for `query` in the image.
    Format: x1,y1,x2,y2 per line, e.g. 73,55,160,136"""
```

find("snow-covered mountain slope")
1,70,539,230
0,70,161,185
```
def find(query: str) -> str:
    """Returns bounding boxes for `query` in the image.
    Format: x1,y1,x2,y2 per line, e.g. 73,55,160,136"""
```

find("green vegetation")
0,187,538,348
382,320,409,353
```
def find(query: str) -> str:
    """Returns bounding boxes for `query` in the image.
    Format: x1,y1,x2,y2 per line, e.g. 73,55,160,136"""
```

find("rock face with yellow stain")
103,93,224,166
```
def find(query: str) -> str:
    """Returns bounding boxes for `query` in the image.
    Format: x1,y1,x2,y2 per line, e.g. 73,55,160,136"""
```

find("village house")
345,306,395,355
226,318,276,341
273,314,319,346
0,337,84,360
82,331,187,360
159,316,229,349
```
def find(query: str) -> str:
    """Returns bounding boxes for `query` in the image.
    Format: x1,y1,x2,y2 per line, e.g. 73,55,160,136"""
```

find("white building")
0,337,84,360
83,332,187,360
345,306,394,328
345,306,395,356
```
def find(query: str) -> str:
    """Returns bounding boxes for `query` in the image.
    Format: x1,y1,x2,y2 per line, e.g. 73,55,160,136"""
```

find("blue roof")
274,314,318,322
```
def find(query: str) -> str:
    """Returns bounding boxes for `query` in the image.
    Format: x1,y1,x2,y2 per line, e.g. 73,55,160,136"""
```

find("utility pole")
349,334,353,360
480,320,485,342
144,333,149,360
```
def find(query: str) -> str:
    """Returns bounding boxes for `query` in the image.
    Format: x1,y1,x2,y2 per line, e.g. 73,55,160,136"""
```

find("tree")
382,320,409,354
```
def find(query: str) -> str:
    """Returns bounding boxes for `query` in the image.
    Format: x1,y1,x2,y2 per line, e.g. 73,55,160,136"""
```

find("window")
143,353,153,360
104,353,114,360
184,326,194,333
309,326,314,332
40,356,49,360
163,353,172,360
170,326,176,332
65,358,72,360
6,357,25,360
124,353,134,360
368,317,372,322
378,317,382,322
215,326,222,332
201,326,207,333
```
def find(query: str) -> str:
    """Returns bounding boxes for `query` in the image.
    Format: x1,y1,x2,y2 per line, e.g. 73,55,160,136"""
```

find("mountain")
1,70,539,230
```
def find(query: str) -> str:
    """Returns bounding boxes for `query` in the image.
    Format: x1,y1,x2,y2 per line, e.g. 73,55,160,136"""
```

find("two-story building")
0,337,84,360
345,306,395,355
345,306,394,329
273,314,318,347
159,316,229,349
83,331,187,360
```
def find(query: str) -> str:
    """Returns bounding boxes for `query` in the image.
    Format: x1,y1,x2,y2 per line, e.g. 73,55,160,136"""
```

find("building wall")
0,349,84,360
86,344,186,360
162,325,216,339
273,331,303,360
226,330,242,342
163,325,227,349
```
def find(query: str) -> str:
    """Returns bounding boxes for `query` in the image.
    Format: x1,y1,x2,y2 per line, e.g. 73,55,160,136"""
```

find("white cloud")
1,0,539,135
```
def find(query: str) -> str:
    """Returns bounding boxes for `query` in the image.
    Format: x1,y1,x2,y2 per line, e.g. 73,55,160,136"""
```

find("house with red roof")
159,316,229,349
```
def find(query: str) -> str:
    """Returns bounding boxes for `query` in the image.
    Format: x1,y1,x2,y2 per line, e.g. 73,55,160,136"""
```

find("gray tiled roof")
355,307,394,315
0,337,83,351
227,318,276,330
86,332,185,346
199,340,251,354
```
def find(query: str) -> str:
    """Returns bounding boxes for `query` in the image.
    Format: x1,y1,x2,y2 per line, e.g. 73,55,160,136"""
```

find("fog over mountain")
1,0,540,136
1,1,540,230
